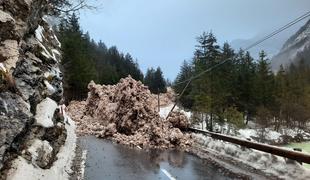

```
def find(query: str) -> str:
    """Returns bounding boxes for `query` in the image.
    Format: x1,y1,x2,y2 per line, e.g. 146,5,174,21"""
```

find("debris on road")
67,76,192,150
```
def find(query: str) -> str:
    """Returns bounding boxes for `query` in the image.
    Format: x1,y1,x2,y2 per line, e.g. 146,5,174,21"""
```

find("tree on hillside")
57,13,144,102
58,13,97,101
154,67,167,93
174,60,194,109
234,50,257,124
144,67,167,94
171,31,310,133
192,32,221,131
253,51,275,109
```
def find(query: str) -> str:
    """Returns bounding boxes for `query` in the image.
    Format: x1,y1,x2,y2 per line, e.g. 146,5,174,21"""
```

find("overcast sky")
79,0,310,80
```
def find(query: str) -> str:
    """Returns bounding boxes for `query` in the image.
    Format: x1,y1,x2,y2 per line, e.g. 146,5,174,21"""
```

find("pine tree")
192,32,221,131
144,67,167,94
254,51,275,109
174,60,194,109
58,13,145,102
234,50,257,124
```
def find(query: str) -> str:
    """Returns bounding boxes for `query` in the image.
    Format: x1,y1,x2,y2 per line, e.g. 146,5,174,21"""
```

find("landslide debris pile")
154,87,175,107
67,76,192,149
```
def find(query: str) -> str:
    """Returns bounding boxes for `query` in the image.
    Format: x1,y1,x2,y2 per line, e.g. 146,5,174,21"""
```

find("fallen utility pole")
189,127,310,164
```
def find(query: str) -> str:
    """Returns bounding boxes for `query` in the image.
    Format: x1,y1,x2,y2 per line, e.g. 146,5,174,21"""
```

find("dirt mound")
155,87,175,107
167,111,190,130
67,76,192,150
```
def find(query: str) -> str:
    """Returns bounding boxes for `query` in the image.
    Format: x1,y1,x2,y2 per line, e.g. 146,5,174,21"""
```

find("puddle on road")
79,136,232,180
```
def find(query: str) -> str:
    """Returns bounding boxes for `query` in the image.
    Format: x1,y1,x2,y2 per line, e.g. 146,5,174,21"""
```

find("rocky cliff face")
0,1,75,179
271,19,310,71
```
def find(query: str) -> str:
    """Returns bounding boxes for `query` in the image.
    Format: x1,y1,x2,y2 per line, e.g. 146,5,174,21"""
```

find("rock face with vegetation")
0,1,75,179
67,76,192,150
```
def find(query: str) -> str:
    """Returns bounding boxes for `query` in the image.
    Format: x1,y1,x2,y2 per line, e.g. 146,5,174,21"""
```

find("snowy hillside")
271,19,310,71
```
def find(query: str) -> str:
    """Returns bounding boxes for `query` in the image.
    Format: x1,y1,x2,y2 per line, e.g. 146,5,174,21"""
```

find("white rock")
27,139,53,167
34,98,58,128
0,62,7,72
0,40,19,70
0,10,15,24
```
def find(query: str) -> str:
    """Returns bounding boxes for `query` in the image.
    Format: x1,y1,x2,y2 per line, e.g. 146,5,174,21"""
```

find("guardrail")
188,127,310,164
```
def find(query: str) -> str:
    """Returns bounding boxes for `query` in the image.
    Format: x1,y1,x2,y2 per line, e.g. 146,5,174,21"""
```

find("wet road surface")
79,136,233,180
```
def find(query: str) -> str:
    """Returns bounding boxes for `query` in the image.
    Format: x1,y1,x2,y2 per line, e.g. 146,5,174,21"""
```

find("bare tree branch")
48,0,99,16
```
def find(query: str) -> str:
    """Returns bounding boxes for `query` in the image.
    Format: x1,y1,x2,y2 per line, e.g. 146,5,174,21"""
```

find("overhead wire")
173,10,310,86
166,10,310,119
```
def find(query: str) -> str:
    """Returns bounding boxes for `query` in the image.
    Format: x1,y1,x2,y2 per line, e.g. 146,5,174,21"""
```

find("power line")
244,11,310,50
166,10,310,119
173,10,310,86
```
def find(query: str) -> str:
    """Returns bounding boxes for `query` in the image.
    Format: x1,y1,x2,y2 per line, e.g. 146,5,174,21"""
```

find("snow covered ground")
194,133,310,180
171,105,310,144
197,122,310,144
159,104,191,119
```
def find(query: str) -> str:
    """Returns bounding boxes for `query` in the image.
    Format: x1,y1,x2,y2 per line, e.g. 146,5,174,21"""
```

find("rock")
169,128,184,145
167,111,190,130
25,139,53,168
34,98,58,128
0,40,19,70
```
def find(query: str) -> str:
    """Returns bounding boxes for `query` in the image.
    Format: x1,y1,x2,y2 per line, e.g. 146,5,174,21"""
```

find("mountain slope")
271,19,310,71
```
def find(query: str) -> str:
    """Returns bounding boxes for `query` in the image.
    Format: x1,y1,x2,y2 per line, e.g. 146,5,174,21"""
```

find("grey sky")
79,0,310,80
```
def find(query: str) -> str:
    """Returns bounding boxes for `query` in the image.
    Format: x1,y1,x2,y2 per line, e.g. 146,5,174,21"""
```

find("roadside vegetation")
56,14,167,101
174,32,310,134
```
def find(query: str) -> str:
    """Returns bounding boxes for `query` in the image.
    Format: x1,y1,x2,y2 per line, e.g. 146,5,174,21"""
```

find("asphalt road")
79,136,235,180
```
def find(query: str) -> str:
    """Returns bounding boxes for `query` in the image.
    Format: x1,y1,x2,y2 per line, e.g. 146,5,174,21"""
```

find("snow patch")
0,62,7,72
35,25,45,42
38,41,58,62
238,129,257,140
51,49,61,56
194,119,308,144
34,98,57,128
194,133,310,180
160,104,192,119
53,34,61,48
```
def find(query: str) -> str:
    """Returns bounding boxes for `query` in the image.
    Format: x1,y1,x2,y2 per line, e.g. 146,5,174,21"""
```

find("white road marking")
161,168,176,180
79,150,87,180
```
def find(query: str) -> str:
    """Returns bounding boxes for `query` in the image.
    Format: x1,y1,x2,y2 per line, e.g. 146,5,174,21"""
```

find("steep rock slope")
0,1,75,179
271,19,310,71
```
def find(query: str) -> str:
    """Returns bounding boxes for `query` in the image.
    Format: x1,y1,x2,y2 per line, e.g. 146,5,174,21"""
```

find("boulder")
24,139,53,168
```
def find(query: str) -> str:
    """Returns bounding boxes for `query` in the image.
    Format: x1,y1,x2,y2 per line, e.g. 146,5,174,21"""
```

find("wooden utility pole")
157,88,160,112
